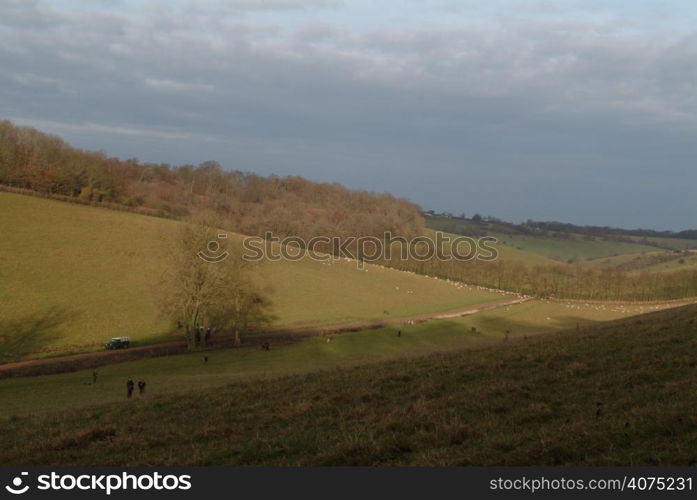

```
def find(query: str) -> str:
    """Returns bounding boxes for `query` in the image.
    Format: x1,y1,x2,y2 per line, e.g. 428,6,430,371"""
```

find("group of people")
89,370,147,399
194,325,213,347
126,378,146,398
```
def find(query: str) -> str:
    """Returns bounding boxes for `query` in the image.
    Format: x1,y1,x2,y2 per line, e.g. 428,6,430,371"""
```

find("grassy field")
628,236,697,251
1,302,696,465
423,228,554,267
259,256,504,328
0,192,502,360
0,299,675,416
587,251,662,269
426,215,697,258
491,232,659,262
587,250,697,274
642,253,697,273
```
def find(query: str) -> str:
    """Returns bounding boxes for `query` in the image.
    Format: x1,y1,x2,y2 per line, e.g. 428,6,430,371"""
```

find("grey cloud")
1,1,696,229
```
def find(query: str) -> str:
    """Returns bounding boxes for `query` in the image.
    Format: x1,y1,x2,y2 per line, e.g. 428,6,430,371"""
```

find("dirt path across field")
0,295,531,379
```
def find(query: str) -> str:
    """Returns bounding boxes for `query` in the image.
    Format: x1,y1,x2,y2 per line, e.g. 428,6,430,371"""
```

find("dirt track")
0,296,530,379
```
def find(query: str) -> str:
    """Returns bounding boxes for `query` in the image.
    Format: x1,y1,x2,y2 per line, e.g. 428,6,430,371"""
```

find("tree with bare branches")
160,215,271,349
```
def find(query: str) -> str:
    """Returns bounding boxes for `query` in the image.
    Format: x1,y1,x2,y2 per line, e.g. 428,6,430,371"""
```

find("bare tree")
160,214,271,349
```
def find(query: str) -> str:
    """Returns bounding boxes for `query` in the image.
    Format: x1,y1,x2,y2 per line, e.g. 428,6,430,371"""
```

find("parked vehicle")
105,336,131,349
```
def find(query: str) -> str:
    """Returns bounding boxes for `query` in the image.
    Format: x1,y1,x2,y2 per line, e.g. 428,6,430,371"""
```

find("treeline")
427,213,697,243
528,220,697,241
0,120,424,240
380,253,697,301
426,213,532,238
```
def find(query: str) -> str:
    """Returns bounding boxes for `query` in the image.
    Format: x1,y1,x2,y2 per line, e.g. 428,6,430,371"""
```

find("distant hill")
426,213,697,262
425,212,697,244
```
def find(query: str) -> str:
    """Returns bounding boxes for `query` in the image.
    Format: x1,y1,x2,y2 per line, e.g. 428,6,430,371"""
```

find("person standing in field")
127,379,135,398
138,380,146,395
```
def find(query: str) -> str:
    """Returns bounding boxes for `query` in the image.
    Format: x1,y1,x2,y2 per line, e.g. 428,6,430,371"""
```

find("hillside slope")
0,192,501,360
2,303,696,465
426,214,697,262
492,232,658,261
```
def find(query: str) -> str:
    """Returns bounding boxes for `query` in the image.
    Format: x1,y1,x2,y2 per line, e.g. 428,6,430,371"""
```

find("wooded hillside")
0,120,424,240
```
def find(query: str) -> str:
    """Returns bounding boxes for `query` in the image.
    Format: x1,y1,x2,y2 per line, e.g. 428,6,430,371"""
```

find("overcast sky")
2,0,696,230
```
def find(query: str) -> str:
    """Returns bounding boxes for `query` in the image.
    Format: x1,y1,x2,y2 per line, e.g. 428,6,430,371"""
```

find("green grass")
587,251,660,269
492,232,659,262
425,215,680,262
423,228,555,267
0,192,501,359
0,192,179,356
628,236,697,251
2,302,696,465
588,250,697,274
258,256,504,328
0,299,667,416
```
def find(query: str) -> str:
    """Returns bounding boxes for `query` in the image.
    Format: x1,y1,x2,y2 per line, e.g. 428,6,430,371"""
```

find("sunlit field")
0,192,502,360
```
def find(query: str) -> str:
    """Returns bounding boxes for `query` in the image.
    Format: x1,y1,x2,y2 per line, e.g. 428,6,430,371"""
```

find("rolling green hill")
587,250,697,274
642,253,697,273
422,228,555,266
0,192,501,360
2,302,695,465
426,214,697,263
492,232,658,262
627,236,697,251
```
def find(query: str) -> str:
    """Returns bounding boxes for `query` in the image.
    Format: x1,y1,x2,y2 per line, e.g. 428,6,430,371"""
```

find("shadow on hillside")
0,306,77,363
